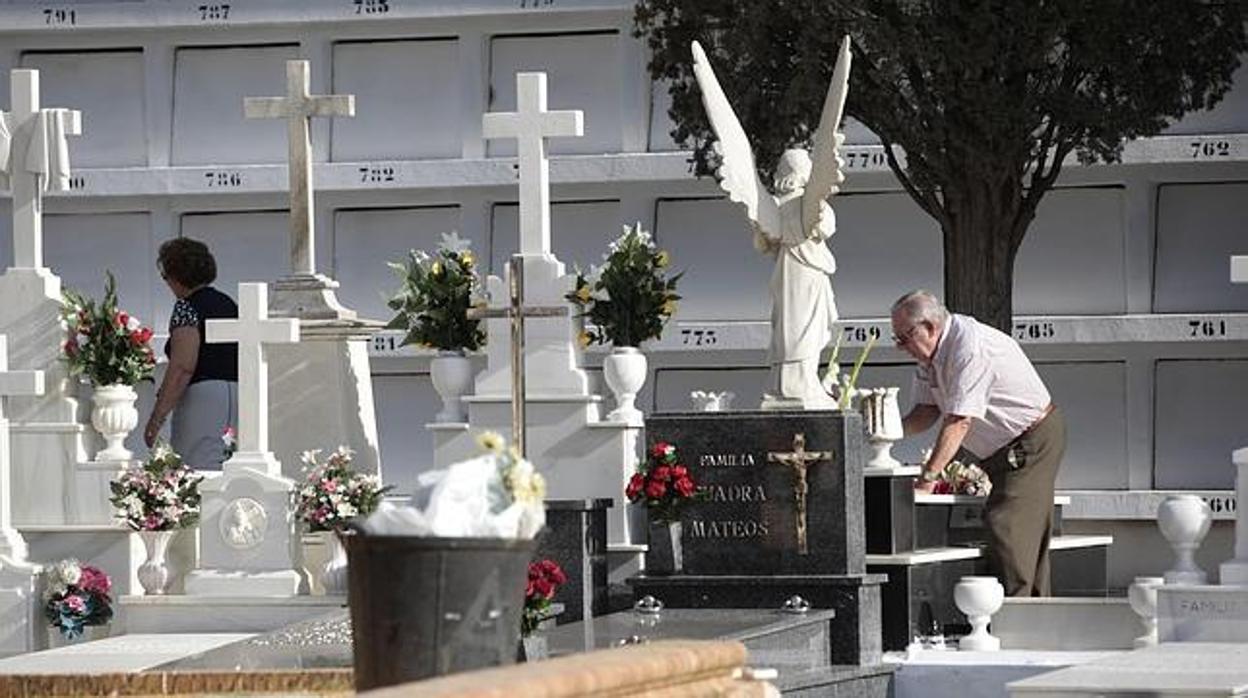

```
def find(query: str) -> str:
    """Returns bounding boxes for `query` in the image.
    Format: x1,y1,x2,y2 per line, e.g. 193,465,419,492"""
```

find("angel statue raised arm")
691,37,852,410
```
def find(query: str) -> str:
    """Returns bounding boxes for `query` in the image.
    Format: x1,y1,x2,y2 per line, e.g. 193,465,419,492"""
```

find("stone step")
19,525,198,598
1007,643,1248,697
118,595,345,635
993,597,1138,651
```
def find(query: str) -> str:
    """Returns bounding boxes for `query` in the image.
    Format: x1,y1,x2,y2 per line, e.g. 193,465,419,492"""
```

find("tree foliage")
636,0,1245,329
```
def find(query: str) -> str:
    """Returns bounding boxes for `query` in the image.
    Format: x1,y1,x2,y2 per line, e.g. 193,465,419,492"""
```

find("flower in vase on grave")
109,443,203,531
59,271,157,387
385,232,486,353
627,441,701,525
296,446,390,532
522,559,568,636
476,430,505,454
42,559,112,639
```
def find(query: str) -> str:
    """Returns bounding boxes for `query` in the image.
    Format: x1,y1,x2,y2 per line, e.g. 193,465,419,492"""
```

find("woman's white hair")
891,289,948,328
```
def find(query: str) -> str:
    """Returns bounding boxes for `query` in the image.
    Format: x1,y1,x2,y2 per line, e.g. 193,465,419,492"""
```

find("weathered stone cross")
3,69,81,270
244,60,354,278
468,257,567,457
767,432,835,555
482,72,583,256
205,283,299,475
0,335,43,562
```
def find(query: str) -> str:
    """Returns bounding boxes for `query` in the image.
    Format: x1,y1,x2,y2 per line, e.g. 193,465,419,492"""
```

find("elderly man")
891,290,1066,596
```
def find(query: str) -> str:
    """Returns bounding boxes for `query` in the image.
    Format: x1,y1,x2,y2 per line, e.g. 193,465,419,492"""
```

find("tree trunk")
940,185,1021,334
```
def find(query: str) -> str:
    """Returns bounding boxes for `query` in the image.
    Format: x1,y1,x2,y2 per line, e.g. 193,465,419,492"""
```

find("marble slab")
0,633,252,674
644,410,865,576
1007,643,1248,697
1158,584,1248,643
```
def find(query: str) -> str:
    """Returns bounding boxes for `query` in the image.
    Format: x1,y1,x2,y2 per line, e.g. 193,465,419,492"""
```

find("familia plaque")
645,410,866,576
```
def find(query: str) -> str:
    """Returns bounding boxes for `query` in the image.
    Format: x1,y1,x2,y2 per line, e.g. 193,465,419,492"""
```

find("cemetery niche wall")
0,0,1243,610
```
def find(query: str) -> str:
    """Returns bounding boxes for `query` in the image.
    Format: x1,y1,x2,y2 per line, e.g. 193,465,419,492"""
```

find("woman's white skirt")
171,380,237,470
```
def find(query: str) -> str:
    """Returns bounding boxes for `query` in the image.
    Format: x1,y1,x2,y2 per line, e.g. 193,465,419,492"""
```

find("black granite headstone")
645,410,865,576
535,498,610,624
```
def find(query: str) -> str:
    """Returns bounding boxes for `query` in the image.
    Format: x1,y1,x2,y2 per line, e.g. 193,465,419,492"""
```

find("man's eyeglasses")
892,324,920,347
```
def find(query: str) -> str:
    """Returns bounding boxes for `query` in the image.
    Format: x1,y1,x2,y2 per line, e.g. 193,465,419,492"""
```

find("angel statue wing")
802,35,852,240
691,40,782,240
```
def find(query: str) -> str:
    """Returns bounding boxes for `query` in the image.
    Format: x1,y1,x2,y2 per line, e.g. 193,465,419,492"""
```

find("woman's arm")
144,326,200,447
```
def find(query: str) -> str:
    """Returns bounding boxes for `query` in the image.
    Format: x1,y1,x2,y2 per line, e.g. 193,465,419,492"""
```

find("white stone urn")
318,531,348,596
604,346,647,424
429,351,474,423
1127,575,1165,648
137,529,176,595
953,576,1004,651
862,387,904,469
1157,494,1213,584
91,383,139,462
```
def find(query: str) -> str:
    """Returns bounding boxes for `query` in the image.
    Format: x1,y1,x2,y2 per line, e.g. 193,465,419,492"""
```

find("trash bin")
343,532,535,692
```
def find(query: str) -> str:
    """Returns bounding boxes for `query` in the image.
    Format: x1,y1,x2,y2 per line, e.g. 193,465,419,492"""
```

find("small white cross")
244,60,354,278
0,336,43,419
482,72,583,256
4,69,82,270
206,283,299,470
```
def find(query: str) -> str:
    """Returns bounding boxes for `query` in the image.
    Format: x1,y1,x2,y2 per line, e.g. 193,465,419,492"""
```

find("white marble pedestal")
267,319,383,481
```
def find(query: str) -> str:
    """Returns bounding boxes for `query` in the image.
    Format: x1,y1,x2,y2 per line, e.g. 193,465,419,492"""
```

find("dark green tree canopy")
636,0,1245,329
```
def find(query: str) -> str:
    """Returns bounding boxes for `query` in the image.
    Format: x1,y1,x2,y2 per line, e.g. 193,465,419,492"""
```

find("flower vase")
1128,576,1165,648
137,530,176,595
518,633,549,662
645,520,683,575
953,576,1004,651
1157,494,1213,584
91,383,138,462
430,352,474,423
320,531,349,596
604,346,647,424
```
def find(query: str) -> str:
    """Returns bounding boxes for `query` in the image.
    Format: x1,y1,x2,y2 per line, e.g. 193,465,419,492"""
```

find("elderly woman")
143,238,238,470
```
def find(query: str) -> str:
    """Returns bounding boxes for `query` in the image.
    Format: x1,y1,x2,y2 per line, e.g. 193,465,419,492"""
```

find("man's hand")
913,477,937,494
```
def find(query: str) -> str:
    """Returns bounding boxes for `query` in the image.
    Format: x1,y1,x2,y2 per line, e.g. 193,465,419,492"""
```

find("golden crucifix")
767,433,835,555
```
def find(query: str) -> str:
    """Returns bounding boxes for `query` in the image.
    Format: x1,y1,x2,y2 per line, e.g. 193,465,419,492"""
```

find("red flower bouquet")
626,441,699,524
522,559,567,636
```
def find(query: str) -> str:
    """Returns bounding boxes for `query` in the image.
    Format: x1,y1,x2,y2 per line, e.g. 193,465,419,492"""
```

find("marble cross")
244,60,354,278
767,432,834,555
0,335,43,562
482,72,583,256
205,283,299,475
468,256,567,457
4,69,81,270
1232,255,1248,284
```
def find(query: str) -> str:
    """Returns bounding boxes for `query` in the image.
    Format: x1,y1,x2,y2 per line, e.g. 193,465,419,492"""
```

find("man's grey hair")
891,289,948,329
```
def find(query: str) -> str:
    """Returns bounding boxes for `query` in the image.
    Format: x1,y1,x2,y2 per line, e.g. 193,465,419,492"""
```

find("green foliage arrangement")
566,223,682,348
60,272,157,387
385,232,487,352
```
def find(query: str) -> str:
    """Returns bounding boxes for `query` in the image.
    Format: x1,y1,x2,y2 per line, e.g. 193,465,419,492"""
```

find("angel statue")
691,37,852,410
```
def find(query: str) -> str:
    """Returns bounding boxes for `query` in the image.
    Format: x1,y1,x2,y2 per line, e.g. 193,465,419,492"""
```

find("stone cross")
468,256,567,457
1232,255,1248,285
3,69,81,270
0,335,43,562
482,72,583,256
244,60,354,278
205,283,299,475
767,432,834,555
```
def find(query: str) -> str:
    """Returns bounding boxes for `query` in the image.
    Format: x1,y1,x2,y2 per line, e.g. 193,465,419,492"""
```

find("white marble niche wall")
487,32,622,156
1154,182,1248,312
177,211,288,325
171,44,299,165
1154,359,1248,489
330,38,461,161
488,200,622,275
331,205,462,323
19,50,147,167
